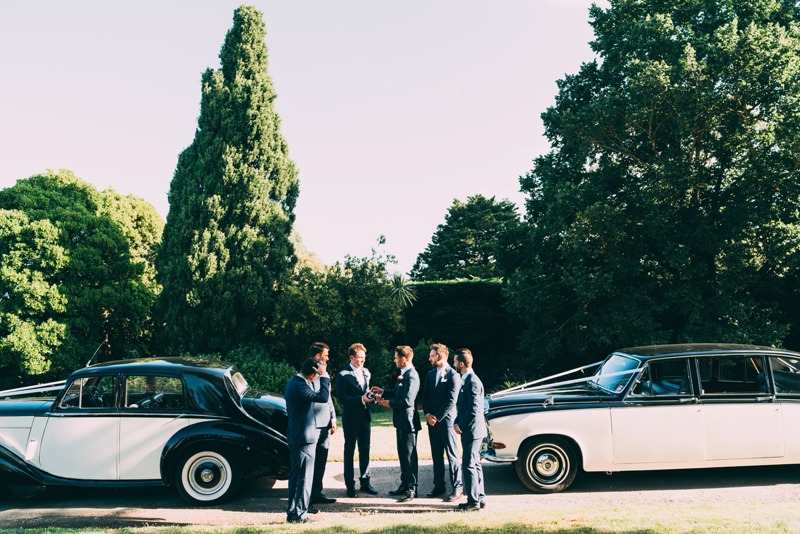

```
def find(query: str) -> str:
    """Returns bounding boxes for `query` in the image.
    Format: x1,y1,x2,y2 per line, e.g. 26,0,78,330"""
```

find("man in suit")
372,345,422,502
309,342,337,507
422,343,463,500
453,348,487,511
284,357,331,523
335,343,378,497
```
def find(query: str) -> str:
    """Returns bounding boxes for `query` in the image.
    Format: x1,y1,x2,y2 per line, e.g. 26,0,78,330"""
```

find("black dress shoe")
446,490,463,502
398,489,416,502
426,486,446,498
480,500,486,508
388,486,408,496
311,494,337,504
307,505,320,514
287,517,309,523
346,487,359,498
360,478,379,495
457,502,481,511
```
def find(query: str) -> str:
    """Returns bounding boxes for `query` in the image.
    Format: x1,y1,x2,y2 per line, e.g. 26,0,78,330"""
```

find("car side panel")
611,404,705,464
118,415,190,479
487,407,613,470
38,415,119,479
781,400,800,458
702,402,783,459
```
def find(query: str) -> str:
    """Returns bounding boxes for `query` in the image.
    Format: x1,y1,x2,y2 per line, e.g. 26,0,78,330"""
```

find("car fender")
491,406,614,470
0,443,44,487
160,419,289,485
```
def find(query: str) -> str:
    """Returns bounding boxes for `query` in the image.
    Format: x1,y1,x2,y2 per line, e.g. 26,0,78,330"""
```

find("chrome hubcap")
536,453,560,477
200,468,215,483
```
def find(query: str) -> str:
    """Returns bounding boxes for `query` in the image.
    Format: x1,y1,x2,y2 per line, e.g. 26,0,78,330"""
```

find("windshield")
591,354,641,393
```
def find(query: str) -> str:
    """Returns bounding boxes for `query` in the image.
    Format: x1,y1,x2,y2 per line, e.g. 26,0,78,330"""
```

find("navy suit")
422,364,462,493
311,375,336,499
455,369,487,506
382,366,422,491
336,365,373,488
284,374,330,522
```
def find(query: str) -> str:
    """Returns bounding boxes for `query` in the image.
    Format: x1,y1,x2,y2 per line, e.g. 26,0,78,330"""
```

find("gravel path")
2,460,800,528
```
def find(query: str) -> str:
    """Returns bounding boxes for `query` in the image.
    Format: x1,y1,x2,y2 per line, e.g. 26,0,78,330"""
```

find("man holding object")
371,345,422,502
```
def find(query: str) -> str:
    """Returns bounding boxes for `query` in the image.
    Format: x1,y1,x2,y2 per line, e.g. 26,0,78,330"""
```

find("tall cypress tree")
156,6,299,354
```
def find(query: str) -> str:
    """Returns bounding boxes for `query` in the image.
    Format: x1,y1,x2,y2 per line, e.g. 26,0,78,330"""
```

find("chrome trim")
481,450,517,463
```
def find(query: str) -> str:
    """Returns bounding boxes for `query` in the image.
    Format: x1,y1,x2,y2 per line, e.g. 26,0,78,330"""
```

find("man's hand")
425,414,437,426
454,424,462,435
362,394,374,404
315,360,328,375
330,419,337,435
377,398,391,409
370,386,383,396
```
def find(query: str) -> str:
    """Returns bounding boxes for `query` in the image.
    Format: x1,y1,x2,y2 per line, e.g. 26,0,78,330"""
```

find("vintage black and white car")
483,343,800,493
0,357,289,504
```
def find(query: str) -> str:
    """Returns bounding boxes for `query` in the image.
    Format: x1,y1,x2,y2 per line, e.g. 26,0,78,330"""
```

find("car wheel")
515,437,578,493
174,449,241,505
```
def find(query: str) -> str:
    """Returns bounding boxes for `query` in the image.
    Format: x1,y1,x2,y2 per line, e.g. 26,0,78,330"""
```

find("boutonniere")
396,375,404,382
364,371,371,380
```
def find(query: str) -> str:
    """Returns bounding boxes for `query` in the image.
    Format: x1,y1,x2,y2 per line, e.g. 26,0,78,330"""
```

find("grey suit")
311,375,336,499
284,374,330,522
423,364,462,492
455,369,487,505
382,366,422,491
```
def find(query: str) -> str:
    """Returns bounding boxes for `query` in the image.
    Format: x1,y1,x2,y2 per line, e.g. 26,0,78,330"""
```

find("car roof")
73,357,234,378
614,343,800,360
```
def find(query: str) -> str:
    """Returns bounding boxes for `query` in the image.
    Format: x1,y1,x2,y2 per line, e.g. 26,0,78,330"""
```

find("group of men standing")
283,342,487,523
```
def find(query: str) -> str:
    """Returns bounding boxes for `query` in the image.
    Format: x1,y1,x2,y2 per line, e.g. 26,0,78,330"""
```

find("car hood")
0,399,53,416
486,382,617,418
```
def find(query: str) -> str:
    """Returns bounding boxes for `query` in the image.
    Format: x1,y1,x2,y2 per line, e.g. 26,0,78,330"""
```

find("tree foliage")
156,5,299,354
411,195,520,281
0,171,161,383
271,252,403,385
505,0,800,370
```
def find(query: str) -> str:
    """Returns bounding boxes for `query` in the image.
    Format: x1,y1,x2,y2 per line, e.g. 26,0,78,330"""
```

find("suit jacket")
455,370,487,440
312,375,336,428
383,366,422,433
336,366,372,424
422,364,461,426
284,374,331,445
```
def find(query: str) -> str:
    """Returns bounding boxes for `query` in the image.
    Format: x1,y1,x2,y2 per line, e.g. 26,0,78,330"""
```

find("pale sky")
0,0,604,274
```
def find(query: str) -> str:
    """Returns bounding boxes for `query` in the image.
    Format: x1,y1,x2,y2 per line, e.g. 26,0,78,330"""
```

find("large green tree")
156,6,299,354
0,171,161,383
410,195,520,281
506,0,800,370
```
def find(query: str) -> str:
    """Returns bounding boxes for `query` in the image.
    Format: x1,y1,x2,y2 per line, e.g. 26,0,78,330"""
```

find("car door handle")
755,396,772,402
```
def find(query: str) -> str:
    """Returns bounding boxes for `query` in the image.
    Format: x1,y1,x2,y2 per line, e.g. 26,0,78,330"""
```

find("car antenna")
85,336,109,367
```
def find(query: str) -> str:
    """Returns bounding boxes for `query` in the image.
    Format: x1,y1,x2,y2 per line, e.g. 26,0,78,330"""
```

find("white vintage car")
0,357,290,504
482,343,800,493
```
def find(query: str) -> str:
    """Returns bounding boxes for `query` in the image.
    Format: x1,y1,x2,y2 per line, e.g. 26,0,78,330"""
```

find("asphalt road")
2,460,800,528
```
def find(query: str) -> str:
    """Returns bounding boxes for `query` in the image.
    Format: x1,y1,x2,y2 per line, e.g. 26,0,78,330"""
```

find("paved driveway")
2,460,800,528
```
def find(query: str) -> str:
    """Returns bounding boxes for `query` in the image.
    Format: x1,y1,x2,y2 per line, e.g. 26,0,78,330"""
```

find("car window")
125,375,186,410
58,375,118,409
230,371,250,397
769,356,800,395
630,358,693,397
698,355,767,395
